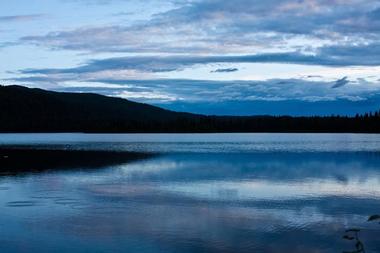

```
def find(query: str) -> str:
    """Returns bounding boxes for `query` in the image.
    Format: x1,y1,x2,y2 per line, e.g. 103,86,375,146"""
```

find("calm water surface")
0,133,380,252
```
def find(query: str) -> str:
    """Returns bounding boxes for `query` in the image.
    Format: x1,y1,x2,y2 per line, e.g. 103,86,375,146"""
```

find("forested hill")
0,85,199,132
0,85,379,133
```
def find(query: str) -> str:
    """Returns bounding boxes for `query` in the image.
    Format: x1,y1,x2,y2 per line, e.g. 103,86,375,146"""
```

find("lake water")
0,133,380,252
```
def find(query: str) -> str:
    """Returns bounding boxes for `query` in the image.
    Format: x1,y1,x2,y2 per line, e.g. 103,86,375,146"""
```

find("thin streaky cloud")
0,14,46,22
332,77,349,89
211,68,239,73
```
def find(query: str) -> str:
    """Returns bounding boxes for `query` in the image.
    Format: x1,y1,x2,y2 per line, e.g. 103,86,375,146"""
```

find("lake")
0,133,379,252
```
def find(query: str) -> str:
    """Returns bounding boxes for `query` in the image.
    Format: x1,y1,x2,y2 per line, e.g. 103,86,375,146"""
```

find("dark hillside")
0,85,199,132
0,85,379,133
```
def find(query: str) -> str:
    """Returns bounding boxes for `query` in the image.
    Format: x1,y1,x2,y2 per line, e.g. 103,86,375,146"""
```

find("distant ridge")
0,85,199,132
0,85,379,133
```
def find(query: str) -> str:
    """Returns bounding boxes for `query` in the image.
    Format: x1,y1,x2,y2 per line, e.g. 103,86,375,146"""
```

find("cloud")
3,0,380,116
0,42,18,49
211,68,239,73
60,0,125,5
332,76,349,88
18,43,380,79
17,0,380,72
61,0,182,5
0,14,45,22
19,0,380,55
112,11,136,16
12,76,376,115
10,74,380,104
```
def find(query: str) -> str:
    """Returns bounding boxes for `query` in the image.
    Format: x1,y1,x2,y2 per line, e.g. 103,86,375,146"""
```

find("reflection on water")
0,148,154,175
1,133,380,153
0,134,380,252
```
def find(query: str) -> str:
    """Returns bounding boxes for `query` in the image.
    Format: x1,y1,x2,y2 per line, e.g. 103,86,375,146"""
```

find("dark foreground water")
0,133,380,253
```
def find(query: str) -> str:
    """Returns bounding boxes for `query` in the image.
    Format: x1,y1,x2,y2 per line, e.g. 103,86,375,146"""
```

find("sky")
1,0,380,116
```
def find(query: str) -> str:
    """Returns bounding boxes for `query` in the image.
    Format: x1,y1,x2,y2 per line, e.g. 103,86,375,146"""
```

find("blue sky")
1,0,380,116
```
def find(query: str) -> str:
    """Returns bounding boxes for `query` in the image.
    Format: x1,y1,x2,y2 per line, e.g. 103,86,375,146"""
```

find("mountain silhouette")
0,85,379,133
